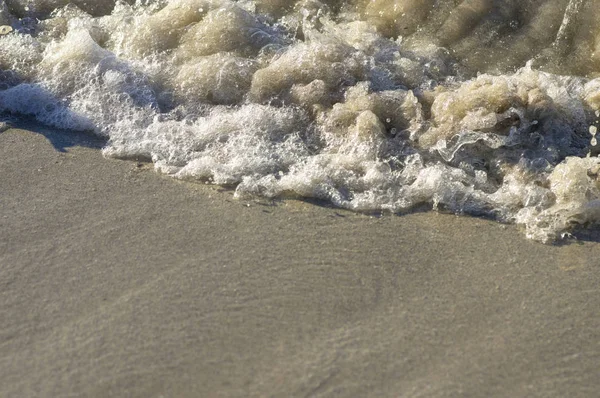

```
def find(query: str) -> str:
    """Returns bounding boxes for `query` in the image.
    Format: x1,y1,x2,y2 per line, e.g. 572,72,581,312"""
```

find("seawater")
2,0,600,242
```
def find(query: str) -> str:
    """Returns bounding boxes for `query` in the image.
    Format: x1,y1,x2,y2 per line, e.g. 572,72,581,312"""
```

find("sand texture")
2,125,600,397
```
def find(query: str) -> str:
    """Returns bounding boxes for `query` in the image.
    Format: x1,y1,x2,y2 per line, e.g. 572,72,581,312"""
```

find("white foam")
1,0,600,242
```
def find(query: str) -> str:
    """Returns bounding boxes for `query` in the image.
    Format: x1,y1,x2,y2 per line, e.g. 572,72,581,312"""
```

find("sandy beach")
2,124,600,397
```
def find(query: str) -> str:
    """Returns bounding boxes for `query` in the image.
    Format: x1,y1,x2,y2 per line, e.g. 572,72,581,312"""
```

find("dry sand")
2,124,600,397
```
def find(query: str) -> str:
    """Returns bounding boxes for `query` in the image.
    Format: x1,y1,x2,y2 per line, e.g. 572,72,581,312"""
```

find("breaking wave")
2,0,600,242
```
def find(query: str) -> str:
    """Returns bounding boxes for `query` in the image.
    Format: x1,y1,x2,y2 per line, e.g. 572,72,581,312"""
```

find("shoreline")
2,125,600,397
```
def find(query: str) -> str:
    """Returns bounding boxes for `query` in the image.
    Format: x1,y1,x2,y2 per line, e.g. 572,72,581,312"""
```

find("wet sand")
2,124,600,397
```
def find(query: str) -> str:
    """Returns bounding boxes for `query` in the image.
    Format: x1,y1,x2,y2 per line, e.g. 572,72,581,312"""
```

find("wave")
2,0,600,242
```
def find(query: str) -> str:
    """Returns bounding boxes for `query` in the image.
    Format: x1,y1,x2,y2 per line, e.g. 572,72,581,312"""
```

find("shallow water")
2,0,600,242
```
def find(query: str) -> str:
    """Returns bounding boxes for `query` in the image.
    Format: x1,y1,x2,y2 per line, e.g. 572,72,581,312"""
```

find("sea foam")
2,0,600,242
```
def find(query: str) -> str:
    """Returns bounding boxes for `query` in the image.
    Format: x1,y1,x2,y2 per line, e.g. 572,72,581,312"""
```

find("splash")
2,0,600,242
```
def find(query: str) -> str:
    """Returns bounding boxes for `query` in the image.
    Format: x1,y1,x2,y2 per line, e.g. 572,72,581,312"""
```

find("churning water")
3,0,600,242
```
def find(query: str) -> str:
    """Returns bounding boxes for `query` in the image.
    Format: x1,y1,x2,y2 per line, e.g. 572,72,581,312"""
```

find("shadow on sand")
0,114,106,152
